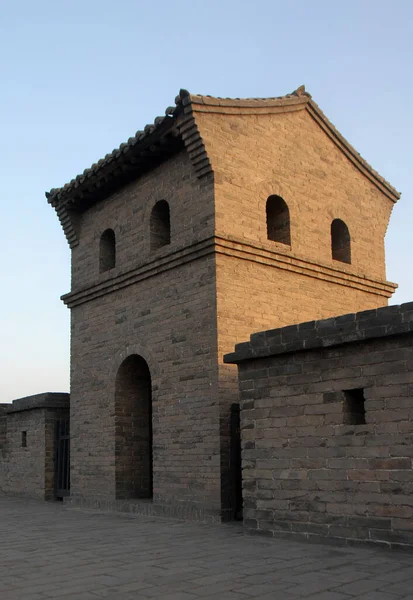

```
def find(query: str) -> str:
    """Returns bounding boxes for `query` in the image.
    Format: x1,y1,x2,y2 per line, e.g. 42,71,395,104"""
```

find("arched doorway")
115,354,153,499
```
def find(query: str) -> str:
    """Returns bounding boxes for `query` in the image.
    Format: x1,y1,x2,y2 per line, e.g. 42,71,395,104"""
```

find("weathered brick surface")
47,90,399,520
225,303,413,548
0,394,69,500
197,106,394,281
193,101,397,515
65,152,223,517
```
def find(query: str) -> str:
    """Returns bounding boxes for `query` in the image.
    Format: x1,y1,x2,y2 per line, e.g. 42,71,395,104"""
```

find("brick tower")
47,86,399,520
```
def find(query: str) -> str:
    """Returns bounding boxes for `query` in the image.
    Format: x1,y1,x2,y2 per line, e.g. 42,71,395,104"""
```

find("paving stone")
352,592,406,600
0,496,412,600
305,593,352,600
251,591,299,600
379,579,413,595
375,568,413,583
334,577,390,595
191,581,248,596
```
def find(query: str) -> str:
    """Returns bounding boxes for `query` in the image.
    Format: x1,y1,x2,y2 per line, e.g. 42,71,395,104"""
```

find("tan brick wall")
192,106,396,515
196,108,394,282
216,255,390,359
200,106,396,360
71,151,215,290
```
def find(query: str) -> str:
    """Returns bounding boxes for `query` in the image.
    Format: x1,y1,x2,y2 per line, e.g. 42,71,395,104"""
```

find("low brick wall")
0,393,69,500
225,302,413,549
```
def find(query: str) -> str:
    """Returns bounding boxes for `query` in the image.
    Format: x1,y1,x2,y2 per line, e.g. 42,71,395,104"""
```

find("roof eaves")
45,85,401,211
45,104,182,206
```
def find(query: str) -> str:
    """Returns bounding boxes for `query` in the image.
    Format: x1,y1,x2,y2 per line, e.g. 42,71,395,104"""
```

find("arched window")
266,195,291,245
150,200,170,251
331,219,351,264
99,229,116,273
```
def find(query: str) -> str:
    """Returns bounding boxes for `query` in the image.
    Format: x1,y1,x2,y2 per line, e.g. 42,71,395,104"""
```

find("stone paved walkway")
1,497,413,600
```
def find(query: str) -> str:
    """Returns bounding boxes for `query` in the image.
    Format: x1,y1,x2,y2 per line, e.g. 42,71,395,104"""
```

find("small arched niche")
266,195,291,246
331,219,351,264
150,200,170,251
99,229,116,273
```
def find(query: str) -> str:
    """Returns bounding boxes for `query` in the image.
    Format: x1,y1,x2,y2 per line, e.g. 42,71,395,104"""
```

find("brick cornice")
62,235,396,309
6,393,70,414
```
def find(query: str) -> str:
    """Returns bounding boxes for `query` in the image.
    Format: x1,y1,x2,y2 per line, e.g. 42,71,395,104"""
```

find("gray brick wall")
65,151,224,517
0,394,69,500
225,303,413,549
0,405,8,462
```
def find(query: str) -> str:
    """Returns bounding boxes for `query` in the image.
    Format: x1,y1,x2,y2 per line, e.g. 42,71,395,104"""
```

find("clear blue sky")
1,0,412,402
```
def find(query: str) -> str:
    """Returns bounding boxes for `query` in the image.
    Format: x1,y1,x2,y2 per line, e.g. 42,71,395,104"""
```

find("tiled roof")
45,101,182,206
45,86,314,207
46,85,400,208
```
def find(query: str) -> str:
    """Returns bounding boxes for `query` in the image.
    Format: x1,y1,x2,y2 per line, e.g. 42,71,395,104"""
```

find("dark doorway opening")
115,354,153,500
230,403,243,520
54,419,70,500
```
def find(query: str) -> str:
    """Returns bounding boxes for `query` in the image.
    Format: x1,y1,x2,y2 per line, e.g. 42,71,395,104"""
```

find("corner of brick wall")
226,302,413,549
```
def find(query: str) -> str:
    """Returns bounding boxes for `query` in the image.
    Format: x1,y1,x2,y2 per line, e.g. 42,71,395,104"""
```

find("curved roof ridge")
186,84,311,106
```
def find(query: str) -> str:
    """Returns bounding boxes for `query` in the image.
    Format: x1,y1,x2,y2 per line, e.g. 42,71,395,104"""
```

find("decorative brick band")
224,302,413,363
62,235,396,308
61,237,216,308
215,236,396,298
